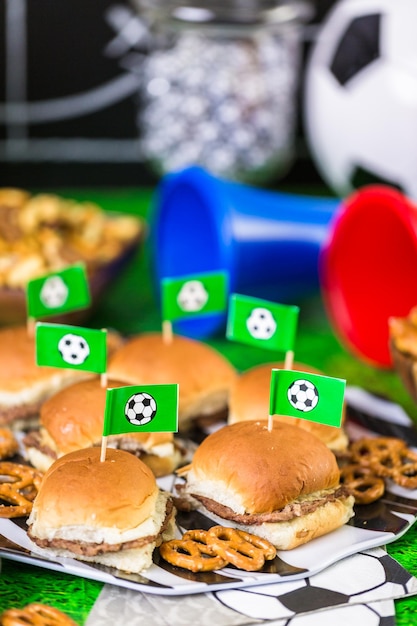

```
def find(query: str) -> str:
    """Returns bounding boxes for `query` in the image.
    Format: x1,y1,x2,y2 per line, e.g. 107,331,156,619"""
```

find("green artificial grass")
0,559,103,624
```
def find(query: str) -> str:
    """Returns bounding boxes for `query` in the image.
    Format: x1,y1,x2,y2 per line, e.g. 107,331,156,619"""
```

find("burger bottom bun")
30,512,176,574
179,390,230,433
196,496,355,551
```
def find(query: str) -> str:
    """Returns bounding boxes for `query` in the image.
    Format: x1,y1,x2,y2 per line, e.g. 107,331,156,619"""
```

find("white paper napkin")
85,547,417,625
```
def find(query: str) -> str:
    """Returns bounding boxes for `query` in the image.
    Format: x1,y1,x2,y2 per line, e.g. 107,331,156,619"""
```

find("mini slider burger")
178,420,355,550
228,362,349,454
107,332,237,432
23,377,184,476
0,325,123,431
27,447,176,573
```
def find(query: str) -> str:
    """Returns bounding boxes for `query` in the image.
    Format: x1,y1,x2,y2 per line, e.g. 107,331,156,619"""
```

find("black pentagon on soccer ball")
142,396,152,407
127,397,136,410
278,585,349,612
350,165,405,195
330,13,381,86
299,383,308,392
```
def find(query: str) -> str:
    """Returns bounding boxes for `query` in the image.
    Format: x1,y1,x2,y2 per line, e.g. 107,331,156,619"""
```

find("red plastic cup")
320,185,417,368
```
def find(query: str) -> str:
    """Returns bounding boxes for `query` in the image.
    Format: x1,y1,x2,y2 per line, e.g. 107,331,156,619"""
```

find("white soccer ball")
287,379,319,412
304,0,417,200
246,307,277,340
125,392,157,426
177,280,208,312
40,276,69,309
58,333,90,366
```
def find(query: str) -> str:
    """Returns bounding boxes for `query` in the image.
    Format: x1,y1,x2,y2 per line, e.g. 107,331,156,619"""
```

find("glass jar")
132,1,312,184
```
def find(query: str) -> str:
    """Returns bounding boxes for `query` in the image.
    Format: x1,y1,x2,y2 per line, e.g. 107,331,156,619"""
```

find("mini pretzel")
339,464,385,505
0,429,18,460
159,538,228,572
391,449,417,489
0,602,77,626
0,462,43,518
350,437,406,466
207,526,276,571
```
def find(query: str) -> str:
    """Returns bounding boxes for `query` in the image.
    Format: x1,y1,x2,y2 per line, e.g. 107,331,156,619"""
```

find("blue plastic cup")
148,166,339,338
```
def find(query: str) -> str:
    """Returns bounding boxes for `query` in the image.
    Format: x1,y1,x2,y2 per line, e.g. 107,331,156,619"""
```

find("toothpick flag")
103,384,179,436
35,322,107,374
226,294,299,352
161,271,228,322
26,263,91,319
269,369,346,428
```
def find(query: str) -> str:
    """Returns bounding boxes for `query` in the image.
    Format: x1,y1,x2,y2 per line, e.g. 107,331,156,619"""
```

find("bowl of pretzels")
0,188,145,326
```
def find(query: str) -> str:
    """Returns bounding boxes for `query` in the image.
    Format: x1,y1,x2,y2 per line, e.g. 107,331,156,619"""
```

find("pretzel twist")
0,429,18,460
160,526,276,572
350,437,406,466
392,461,417,489
339,464,385,504
347,437,417,495
0,602,77,626
159,537,228,572
207,526,276,571
0,462,43,518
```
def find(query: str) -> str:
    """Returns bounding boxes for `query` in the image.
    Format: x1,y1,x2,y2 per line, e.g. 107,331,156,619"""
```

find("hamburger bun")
0,325,124,431
27,447,176,573
107,332,237,431
179,420,354,550
228,361,348,453
24,377,184,476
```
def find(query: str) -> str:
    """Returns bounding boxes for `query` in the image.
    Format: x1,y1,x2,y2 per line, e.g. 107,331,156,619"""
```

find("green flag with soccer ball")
35,322,107,374
161,271,228,322
26,263,91,319
226,294,299,352
103,384,179,436
269,369,346,428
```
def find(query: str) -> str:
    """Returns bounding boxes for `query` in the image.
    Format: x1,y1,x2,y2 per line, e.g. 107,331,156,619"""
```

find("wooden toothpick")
162,320,173,344
100,436,108,462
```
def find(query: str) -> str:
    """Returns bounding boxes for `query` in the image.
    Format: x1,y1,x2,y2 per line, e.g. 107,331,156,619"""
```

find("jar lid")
133,0,313,28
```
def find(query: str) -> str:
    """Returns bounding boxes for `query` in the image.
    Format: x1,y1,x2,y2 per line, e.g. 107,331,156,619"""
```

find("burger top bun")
0,325,123,392
183,420,341,515
40,377,172,455
107,332,237,429
228,361,348,452
0,325,86,392
31,447,158,531
0,325,124,429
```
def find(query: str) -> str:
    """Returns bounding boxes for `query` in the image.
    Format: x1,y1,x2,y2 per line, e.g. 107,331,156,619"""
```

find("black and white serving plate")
1,386,417,596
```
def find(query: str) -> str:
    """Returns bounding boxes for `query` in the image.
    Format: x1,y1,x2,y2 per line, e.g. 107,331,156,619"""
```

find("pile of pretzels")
340,436,417,505
160,525,276,572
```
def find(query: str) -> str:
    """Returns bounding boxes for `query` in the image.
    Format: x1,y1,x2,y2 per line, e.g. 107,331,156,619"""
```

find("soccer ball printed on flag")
177,280,208,312
246,307,277,340
288,379,319,413
125,392,157,426
40,276,69,309
58,333,90,366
